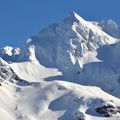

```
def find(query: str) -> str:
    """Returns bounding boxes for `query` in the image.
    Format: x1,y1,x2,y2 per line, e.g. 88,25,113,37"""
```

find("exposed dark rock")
95,103,120,117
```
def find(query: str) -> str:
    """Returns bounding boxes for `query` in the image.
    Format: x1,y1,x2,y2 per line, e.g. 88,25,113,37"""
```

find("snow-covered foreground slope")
0,12,120,120
0,80,120,120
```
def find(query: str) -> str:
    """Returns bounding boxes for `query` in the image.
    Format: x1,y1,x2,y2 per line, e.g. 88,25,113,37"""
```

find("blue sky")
0,0,120,47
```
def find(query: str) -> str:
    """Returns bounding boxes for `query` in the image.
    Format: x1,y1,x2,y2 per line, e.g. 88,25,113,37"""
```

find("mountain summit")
64,11,86,23
0,12,120,120
18,12,118,74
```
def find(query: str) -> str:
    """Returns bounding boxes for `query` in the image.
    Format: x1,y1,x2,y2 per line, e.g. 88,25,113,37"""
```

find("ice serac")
18,12,118,75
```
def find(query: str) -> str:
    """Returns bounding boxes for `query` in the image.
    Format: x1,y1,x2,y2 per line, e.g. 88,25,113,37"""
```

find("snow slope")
0,12,120,120
0,80,120,120
11,61,62,82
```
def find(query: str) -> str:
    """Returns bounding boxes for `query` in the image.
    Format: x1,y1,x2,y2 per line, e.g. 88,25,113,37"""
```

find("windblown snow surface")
0,12,120,120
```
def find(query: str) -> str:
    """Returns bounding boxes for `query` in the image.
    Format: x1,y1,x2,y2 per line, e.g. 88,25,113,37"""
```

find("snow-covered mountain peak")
64,12,117,43
1,46,13,56
98,19,120,38
17,12,119,79
100,19,119,31
64,11,85,24
0,46,20,56
0,46,20,62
